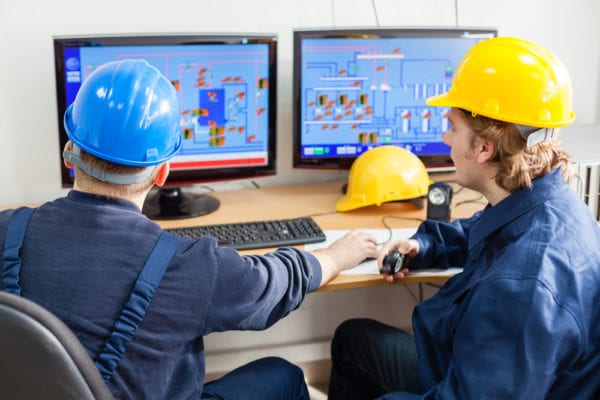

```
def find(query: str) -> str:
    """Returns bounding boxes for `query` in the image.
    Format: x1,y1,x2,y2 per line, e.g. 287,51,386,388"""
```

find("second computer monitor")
292,27,497,171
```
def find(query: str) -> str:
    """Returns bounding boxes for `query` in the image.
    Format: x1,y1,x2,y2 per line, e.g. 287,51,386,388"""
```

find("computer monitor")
53,33,277,219
292,27,497,171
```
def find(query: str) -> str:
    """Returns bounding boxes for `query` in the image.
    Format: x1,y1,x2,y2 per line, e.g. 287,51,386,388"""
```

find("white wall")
1,0,599,373
1,0,599,206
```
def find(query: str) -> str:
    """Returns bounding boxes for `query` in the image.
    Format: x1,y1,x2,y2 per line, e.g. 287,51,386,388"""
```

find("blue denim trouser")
328,318,418,400
201,356,309,400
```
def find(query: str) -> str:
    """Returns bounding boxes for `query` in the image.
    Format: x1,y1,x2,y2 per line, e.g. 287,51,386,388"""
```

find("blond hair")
460,110,571,193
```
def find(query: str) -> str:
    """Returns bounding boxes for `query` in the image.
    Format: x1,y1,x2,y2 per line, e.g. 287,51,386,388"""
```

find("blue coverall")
1,190,319,399
334,168,600,399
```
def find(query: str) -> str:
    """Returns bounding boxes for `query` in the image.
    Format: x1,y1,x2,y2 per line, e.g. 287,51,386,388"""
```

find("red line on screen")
171,157,267,170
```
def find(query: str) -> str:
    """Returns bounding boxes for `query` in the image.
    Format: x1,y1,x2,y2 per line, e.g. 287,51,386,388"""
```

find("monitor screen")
54,33,277,219
292,27,497,171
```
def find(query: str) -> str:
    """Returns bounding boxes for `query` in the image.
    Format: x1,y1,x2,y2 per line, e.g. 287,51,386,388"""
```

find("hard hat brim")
426,93,576,127
335,196,362,212
426,93,452,107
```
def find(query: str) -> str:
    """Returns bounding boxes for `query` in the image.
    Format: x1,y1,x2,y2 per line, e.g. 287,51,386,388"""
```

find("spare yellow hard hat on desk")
335,145,431,212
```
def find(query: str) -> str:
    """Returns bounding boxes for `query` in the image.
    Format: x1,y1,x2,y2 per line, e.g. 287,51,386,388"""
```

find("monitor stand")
142,187,220,220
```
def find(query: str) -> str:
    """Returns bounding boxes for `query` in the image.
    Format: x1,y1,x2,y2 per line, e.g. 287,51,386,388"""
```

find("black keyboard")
165,217,327,250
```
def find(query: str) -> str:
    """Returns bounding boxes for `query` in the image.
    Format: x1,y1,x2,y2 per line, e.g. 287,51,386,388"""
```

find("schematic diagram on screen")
78,44,271,170
300,37,474,157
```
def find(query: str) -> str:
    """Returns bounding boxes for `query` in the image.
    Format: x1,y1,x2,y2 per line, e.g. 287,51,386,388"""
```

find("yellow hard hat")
427,36,575,128
336,145,431,212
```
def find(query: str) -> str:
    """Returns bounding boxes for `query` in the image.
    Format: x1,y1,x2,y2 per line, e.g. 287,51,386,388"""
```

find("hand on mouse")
378,239,420,282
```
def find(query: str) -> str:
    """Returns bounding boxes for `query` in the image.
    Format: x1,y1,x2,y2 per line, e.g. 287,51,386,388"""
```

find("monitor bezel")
53,33,278,188
292,27,497,171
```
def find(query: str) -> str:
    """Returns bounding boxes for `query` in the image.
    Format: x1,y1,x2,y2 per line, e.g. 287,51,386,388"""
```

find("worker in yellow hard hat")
329,37,600,399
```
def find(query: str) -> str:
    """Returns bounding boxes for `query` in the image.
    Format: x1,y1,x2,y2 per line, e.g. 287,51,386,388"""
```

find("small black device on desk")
426,182,453,222
165,217,326,250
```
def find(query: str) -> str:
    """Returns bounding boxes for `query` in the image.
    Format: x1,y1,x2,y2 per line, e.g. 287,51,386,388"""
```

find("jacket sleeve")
409,211,483,270
201,243,322,334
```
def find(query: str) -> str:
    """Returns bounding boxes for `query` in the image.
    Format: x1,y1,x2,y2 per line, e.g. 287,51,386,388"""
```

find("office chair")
0,291,114,400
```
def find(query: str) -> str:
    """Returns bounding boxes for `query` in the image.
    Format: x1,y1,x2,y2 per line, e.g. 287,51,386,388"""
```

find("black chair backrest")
0,291,114,400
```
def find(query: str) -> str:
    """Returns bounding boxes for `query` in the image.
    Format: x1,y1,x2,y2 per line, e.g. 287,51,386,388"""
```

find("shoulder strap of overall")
2,207,35,295
95,231,180,382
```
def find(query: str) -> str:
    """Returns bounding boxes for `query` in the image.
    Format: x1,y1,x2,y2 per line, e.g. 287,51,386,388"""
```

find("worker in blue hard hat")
61,58,182,199
0,59,378,399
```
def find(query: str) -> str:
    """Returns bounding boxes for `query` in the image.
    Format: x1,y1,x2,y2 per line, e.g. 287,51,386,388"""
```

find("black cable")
402,285,419,303
330,0,336,28
371,0,380,27
454,0,460,27
195,185,215,192
302,210,339,219
454,195,486,207
382,214,424,225
571,173,583,198
379,215,424,245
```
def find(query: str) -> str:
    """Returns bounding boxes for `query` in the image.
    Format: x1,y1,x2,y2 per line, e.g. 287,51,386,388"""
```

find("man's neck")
73,182,150,211
470,165,511,207
484,187,511,207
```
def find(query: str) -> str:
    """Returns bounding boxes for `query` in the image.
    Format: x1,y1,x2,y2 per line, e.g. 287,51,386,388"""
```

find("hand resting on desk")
310,229,378,287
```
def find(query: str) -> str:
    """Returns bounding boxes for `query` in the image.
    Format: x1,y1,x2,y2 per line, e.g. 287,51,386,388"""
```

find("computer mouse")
380,251,406,275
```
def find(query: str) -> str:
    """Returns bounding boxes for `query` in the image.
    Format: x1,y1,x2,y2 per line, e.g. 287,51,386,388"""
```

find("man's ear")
154,162,170,187
63,141,74,169
476,139,496,165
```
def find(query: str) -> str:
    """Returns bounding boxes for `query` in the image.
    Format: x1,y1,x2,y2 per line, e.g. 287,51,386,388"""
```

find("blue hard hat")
64,59,182,166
